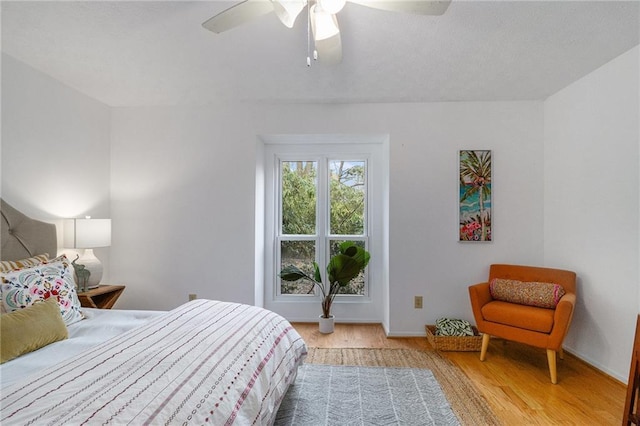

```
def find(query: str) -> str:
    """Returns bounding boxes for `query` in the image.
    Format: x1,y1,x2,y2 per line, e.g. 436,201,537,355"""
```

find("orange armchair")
468,264,577,384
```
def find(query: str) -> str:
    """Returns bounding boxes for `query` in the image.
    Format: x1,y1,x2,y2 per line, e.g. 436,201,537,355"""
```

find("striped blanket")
1,300,307,425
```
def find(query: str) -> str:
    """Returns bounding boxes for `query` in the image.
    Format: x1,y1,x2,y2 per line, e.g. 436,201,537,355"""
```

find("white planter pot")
319,315,335,334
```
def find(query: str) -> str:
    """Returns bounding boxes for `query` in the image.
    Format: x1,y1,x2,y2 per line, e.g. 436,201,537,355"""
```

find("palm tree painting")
459,150,492,241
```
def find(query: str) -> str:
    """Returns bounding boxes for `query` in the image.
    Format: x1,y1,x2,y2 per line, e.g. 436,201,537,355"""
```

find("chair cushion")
490,278,565,308
482,300,555,333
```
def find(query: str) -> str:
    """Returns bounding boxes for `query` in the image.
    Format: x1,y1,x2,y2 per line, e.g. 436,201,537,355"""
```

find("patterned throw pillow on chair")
489,278,566,309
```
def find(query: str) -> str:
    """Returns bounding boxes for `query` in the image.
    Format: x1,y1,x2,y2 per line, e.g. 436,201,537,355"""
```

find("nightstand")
77,285,125,309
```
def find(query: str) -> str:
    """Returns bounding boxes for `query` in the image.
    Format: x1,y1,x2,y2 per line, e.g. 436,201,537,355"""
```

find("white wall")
1,54,111,275
109,105,255,310
544,45,639,381
110,101,545,336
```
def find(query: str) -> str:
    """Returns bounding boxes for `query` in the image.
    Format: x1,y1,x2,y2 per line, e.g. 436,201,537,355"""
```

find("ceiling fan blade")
348,0,451,16
310,5,343,64
315,31,342,64
272,0,307,28
202,0,274,34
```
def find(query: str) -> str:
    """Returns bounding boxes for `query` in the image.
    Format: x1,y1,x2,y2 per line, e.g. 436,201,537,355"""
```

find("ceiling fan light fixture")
272,0,307,28
310,4,340,41
202,0,451,66
317,0,346,14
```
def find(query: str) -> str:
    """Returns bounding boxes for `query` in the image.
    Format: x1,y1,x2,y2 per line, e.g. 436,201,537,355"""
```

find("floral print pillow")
1,255,83,325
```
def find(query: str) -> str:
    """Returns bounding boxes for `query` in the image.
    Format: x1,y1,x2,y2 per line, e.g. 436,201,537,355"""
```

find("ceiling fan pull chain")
307,18,312,65
306,1,311,66
306,0,318,66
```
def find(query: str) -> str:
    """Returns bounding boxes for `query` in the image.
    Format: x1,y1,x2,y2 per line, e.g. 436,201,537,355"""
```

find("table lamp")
63,217,111,289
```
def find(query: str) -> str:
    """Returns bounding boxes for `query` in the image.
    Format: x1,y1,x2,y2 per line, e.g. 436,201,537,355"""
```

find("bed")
0,200,307,425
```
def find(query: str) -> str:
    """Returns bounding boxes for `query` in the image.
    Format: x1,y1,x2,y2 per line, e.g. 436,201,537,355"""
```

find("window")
262,136,387,322
278,159,368,296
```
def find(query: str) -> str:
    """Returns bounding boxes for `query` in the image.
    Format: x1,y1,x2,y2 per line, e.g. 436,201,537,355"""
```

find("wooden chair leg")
558,347,564,360
480,333,490,361
547,349,558,384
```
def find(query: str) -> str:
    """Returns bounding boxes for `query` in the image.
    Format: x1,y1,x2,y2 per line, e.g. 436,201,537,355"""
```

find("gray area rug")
275,364,460,425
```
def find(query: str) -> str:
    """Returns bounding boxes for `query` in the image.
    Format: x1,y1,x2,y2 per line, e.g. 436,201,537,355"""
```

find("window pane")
282,161,317,235
329,160,365,235
329,239,366,295
280,240,316,295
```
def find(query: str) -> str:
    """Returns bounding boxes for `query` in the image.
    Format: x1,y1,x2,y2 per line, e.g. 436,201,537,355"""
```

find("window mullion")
316,156,329,285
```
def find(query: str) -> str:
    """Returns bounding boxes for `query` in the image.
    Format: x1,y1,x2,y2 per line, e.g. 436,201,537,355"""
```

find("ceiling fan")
202,0,451,65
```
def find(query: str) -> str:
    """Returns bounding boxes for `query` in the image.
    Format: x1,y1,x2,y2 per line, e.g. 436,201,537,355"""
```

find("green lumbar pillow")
1,297,68,363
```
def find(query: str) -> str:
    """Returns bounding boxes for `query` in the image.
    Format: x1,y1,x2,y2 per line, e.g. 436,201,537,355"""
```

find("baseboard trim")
562,347,626,385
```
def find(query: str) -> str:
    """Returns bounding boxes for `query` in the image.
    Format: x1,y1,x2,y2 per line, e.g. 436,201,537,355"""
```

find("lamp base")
79,249,103,289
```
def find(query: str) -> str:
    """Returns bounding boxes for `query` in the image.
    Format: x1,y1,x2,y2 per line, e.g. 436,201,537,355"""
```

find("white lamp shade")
63,218,111,249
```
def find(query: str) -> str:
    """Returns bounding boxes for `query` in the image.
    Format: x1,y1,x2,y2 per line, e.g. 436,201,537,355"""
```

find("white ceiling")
1,1,638,107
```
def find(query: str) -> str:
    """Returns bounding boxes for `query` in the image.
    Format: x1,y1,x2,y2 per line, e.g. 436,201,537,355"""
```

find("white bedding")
1,307,165,388
0,300,307,425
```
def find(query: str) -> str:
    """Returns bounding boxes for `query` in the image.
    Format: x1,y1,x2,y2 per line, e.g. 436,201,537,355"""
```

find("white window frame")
261,135,386,323
275,155,370,299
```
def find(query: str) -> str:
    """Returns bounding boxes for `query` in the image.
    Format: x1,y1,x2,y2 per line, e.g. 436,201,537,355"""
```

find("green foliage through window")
280,158,367,296
330,161,365,235
282,161,317,235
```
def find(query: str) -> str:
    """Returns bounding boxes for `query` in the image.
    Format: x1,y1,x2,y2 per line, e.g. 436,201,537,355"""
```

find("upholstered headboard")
1,199,57,261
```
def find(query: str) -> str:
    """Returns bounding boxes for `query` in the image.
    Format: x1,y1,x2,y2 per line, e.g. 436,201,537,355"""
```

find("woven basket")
425,325,482,352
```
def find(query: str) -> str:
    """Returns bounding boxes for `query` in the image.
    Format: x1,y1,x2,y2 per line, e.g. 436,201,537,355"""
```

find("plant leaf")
338,241,370,267
313,261,322,283
279,265,308,282
328,254,362,286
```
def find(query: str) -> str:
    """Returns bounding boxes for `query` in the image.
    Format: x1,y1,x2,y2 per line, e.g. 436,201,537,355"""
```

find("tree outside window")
279,159,367,296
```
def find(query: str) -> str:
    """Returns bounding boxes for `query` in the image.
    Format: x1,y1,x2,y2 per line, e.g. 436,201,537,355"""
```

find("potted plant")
279,241,370,333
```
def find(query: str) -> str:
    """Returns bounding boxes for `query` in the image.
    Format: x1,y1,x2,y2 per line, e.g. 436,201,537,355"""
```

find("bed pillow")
0,253,49,273
1,255,84,325
490,278,566,309
0,297,68,363
0,254,50,314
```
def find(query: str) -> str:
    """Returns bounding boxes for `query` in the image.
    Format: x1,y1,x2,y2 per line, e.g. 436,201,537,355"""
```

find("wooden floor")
292,322,626,425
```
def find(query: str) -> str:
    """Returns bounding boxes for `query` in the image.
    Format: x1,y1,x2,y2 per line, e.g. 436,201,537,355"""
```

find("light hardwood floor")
292,322,626,425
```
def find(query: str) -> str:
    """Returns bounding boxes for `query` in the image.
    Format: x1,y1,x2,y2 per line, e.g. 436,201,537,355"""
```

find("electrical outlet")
188,293,197,301
414,296,423,309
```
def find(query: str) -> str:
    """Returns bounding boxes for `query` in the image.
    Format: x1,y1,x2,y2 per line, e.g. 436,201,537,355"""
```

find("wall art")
459,150,492,241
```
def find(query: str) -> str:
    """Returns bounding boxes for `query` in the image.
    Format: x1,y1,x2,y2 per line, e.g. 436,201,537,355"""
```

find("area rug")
275,364,459,425
281,347,501,426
